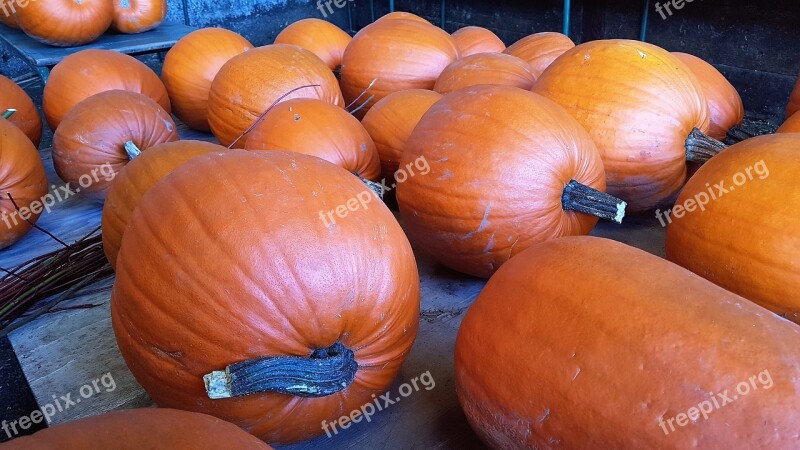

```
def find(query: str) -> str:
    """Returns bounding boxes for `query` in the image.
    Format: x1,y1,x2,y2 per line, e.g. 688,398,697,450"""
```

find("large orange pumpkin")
102,140,226,268
207,44,343,148
433,52,536,95
0,118,48,250
0,76,42,147
397,85,625,278
787,74,800,118
52,90,178,200
43,49,171,130
533,39,711,211
112,0,167,33
451,26,505,57
274,18,352,70
340,18,458,117
666,133,800,324
456,236,800,449
777,111,800,133
161,28,253,132
503,31,574,78
14,0,112,46
111,150,420,444
361,89,442,180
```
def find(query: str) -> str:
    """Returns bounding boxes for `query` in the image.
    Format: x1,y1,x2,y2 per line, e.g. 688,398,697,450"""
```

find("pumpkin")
0,76,42,147
397,85,625,278
361,89,442,180
787,74,800,118
673,52,743,141
665,133,800,324
451,26,505,57
102,140,226,268
14,0,112,46
377,11,431,24
340,18,459,117
52,90,178,200
207,44,343,148
776,111,800,133
533,39,711,212
503,31,574,78
0,117,48,250
43,49,171,130
112,0,166,34
0,10,18,28
274,18,352,70
433,52,536,95
161,28,253,132
111,150,420,444
1,408,272,449
456,236,800,450
243,98,380,180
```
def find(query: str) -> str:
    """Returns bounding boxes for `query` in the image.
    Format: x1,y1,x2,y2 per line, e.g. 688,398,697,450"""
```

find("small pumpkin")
43,49,171,130
397,84,625,278
776,111,800,133
451,26,505,57
52,90,178,200
207,44,343,148
14,0,112,46
503,31,574,78
433,52,536,95
161,28,253,132
456,236,800,449
274,18,352,70
112,0,167,34
0,76,42,147
787,74,800,119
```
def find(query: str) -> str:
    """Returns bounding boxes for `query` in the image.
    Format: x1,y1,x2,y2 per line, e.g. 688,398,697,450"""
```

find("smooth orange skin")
208,44,343,148
274,18,352,70
456,236,800,450
52,90,178,201
111,150,420,444
102,140,226,268
451,26,506,58
340,18,458,117
787,74,800,118
14,0,111,46
0,75,42,147
243,98,380,180
397,85,606,278
673,52,743,140
43,49,171,130
162,28,253,132
776,111,800,133
112,0,166,34
1,408,272,449
376,11,431,24
433,52,536,95
0,10,18,28
0,119,48,250
503,32,574,78
533,39,709,212
666,134,800,324
361,89,442,180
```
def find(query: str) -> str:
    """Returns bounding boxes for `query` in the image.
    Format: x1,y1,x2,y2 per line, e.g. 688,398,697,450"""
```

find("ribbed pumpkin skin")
451,26,505,58
340,18,459,117
533,40,709,212
0,75,42,147
777,111,800,133
111,150,420,444
14,0,112,46
2,408,273,449
397,85,606,278
456,236,800,450
503,32,574,78
243,98,380,180
274,18,352,70
161,28,253,132
666,134,800,323
52,90,178,200
673,52,743,140
102,140,226,268
433,53,536,95
112,0,167,33
787,75,800,118
43,49,170,130
207,44,343,148
0,119,48,250
361,89,442,180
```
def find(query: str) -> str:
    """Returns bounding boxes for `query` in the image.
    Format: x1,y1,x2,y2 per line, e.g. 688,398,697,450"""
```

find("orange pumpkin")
0,76,42,147
777,111,800,133
52,90,178,200
504,31,574,78
433,52,536,95
162,28,253,132
362,89,442,180
14,0,112,46
207,44,343,148
377,11,431,24
112,0,166,33
451,26,505,57
274,18,352,70
0,10,18,28
43,49,171,130
787,74,800,118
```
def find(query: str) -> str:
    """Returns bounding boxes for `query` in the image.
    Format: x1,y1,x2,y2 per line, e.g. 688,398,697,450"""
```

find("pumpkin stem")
360,177,385,199
725,126,754,144
124,141,142,160
2,109,16,119
562,180,626,224
203,342,358,399
685,128,727,163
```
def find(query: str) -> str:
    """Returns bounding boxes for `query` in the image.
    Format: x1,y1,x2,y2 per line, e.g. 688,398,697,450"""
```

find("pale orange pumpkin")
274,18,352,70
0,75,42,147
504,32,574,78
377,11,431,24
451,26,505,57
112,0,167,33
14,0,112,46
433,52,536,95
